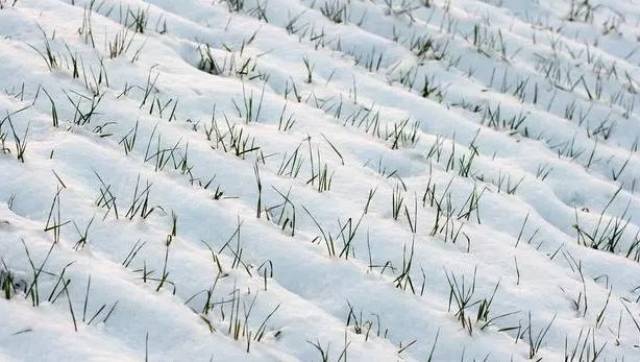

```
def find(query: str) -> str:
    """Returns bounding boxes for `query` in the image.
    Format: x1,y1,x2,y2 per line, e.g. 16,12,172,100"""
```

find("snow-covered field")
1,0,640,360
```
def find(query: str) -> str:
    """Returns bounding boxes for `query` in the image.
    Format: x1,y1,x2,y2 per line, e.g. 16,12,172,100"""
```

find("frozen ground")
1,0,640,360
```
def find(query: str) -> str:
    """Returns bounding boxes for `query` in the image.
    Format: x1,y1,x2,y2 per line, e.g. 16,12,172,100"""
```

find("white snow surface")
1,0,640,360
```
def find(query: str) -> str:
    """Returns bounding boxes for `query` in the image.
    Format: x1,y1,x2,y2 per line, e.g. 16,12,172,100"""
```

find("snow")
1,0,640,360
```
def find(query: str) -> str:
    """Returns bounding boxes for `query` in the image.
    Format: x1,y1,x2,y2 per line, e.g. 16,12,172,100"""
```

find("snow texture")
1,0,640,360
